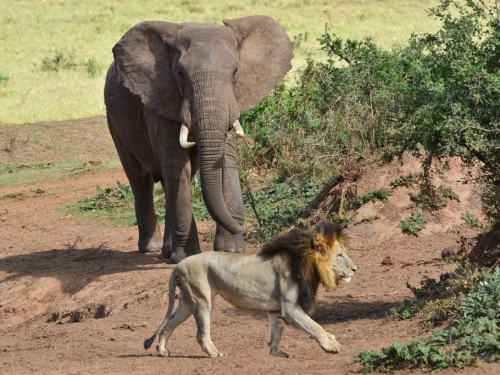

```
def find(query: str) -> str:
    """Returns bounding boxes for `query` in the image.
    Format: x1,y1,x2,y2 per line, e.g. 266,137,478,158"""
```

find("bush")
398,212,427,236
236,0,500,243
354,267,500,372
354,187,394,208
247,0,500,222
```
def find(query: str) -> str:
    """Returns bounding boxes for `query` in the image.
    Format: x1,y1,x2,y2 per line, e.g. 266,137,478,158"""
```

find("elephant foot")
161,244,172,259
166,245,202,264
138,227,163,253
214,225,245,253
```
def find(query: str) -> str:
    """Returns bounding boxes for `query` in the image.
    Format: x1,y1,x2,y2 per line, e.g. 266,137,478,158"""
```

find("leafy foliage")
78,181,132,211
243,180,320,243
353,187,394,208
354,267,500,372
398,212,427,236
461,211,483,228
357,215,380,224
240,0,500,238
388,270,478,321
287,0,500,221
328,212,356,228
391,173,420,188
410,184,460,210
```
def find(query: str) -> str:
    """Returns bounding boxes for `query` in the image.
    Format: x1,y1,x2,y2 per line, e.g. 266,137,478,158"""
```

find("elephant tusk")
233,119,244,138
179,123,196,149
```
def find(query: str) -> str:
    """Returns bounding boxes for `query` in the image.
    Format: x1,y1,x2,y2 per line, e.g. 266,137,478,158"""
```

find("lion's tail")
144,266,178,350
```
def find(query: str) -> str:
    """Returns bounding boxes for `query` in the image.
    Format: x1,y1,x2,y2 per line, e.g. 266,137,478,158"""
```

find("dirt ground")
1,118,498,374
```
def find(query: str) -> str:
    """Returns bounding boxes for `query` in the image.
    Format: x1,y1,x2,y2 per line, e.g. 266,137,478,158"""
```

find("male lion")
144,221,357,358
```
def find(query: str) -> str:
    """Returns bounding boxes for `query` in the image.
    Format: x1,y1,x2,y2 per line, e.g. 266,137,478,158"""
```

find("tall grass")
0,0,440,124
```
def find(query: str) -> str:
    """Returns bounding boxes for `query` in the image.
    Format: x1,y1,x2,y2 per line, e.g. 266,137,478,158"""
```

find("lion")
144,221,357,358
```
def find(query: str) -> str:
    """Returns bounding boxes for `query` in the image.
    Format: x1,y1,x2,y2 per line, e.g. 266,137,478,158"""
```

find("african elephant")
104,16,293,263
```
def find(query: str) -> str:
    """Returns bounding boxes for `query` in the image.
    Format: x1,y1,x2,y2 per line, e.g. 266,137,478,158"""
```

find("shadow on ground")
0,245,170,295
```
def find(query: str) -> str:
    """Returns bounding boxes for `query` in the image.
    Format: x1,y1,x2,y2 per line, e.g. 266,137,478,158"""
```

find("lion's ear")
315,233,336,254
333,232,345,246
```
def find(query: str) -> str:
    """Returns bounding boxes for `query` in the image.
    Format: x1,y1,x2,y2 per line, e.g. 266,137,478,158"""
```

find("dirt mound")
311,155,484,250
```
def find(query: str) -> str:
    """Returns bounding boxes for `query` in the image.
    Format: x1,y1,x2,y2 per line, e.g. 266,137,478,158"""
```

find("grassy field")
0,0,440,124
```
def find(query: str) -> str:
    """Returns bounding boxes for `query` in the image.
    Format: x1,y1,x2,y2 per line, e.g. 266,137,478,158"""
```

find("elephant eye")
178,70,185,82
233,67,238,80
337,254,344,258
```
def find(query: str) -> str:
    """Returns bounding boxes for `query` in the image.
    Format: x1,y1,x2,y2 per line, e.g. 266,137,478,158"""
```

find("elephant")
104,15,293,263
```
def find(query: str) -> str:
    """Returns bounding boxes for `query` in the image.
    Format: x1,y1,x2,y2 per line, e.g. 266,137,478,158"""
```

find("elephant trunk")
190,74,242,234
198,135,242,234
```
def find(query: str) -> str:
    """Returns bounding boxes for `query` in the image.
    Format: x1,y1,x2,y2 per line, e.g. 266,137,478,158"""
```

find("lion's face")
312,227,357,291
330,240,357,284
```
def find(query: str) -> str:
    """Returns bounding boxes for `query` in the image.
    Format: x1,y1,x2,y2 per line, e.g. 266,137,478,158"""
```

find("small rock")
88,160,102,166
381,256,397,265
36,188,45,194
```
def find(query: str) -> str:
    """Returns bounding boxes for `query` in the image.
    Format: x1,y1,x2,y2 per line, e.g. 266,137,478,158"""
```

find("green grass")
58,179,137,226
0,159,122,188
0,0,440,124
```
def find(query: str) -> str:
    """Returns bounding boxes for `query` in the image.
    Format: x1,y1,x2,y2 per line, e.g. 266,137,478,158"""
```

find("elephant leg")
162,174,201,263
160,128,201,263
214,131,245,253
107,116,162,253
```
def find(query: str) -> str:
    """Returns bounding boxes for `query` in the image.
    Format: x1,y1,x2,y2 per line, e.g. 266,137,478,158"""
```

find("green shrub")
398,212,427,236
41,52,102,78
304,0,500,221
461,211,483,228
410,184,460,210
391,173,420,188
244,180,320,243
354,267,500,372
356,215,379,224
41,51,78,72
78,181,133,212
354,187,394,208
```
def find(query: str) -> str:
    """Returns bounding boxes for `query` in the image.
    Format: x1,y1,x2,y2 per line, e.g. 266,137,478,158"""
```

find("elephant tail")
144,267,179,350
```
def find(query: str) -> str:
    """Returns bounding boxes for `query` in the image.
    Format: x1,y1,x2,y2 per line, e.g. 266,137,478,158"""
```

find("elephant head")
111,16,293,234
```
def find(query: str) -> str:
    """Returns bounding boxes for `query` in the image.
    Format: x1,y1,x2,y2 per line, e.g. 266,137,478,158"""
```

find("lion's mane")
259,221,344,315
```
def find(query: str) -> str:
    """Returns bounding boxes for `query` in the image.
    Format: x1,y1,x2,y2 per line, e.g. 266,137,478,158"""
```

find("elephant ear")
223,16,293,114
112,21,182,121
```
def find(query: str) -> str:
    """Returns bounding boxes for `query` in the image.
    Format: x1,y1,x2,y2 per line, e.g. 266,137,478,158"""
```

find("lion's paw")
270,349,290,358
209,351,226,358
326,332,337,342
156,344,170,357
321,338,341,354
